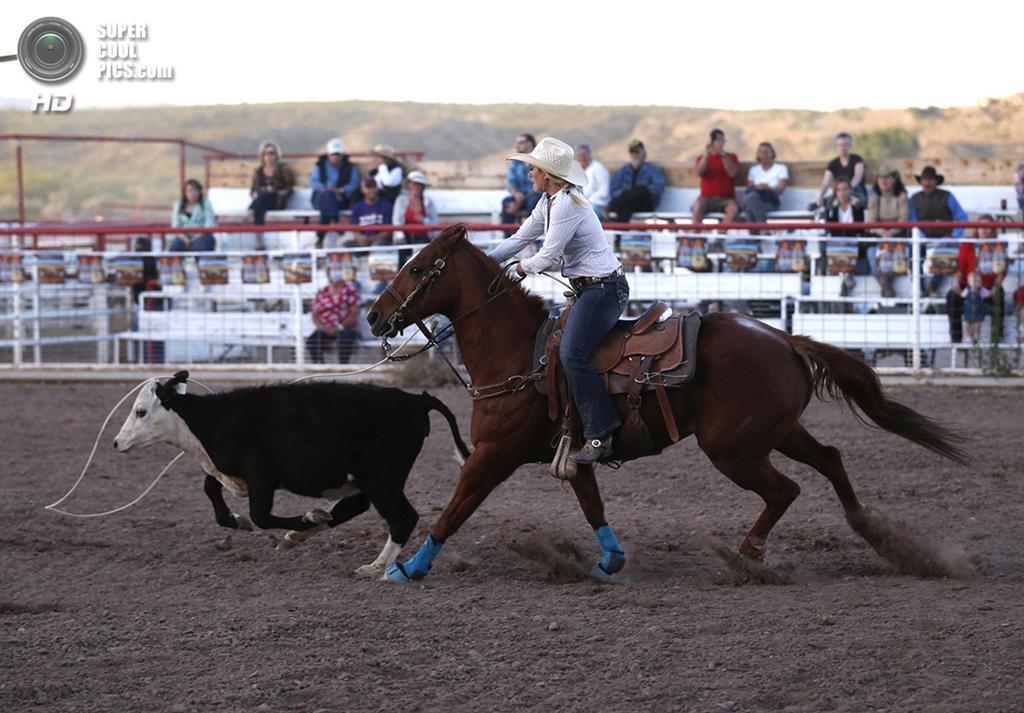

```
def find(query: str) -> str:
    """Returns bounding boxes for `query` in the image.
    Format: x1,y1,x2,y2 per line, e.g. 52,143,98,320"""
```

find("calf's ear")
156,370,189,408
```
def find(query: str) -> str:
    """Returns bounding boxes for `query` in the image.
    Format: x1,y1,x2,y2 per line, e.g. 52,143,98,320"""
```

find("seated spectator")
170,179,216,252
346,177,394,248
692,129,740,224
368,144,405,204
309,137,360,248
865,165,910,297
307,275,362,364
1014,162,1024,212
576,143,610,218
501,133,540,226
946,215,1007,343
392,170,439,245
825,177,865,296
742,142,788,228
909,165,968,297
812,132,866,211
608,139,665,222
248,140,295,228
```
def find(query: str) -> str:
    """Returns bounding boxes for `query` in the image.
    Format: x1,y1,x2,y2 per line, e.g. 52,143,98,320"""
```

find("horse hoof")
233,514,253,531
739,536,767,561
590,563,621,583
384,563,415,583
354,563,383,577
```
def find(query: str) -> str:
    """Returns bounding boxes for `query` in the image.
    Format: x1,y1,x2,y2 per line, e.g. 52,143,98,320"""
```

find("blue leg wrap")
385,535,444,583
594,524,626,576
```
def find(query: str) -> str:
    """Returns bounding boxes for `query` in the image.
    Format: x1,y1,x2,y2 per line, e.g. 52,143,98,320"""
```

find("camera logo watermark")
18,17,84,83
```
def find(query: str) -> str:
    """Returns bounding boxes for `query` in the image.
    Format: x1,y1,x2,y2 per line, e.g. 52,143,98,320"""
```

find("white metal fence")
1,227,1021,374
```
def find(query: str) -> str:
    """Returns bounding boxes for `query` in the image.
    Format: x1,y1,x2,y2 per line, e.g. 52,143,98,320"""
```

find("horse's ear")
436,223,467,249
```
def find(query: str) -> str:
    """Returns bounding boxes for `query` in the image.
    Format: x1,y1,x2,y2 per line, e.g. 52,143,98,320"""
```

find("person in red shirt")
946,215,1007,343
307,277,362,363
692,129,740,224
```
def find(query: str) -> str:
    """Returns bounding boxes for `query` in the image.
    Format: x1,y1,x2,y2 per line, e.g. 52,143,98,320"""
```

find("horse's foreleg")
570,465,626,578
385,444,515,583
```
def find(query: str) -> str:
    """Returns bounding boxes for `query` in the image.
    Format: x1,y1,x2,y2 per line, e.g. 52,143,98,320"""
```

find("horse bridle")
378,239,543,398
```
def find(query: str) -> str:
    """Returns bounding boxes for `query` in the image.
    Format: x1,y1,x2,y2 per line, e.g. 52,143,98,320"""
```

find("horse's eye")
135,409,147,418
410,267,424,276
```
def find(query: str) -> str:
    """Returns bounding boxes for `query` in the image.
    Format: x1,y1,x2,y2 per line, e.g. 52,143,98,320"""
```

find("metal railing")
1,221,1021,375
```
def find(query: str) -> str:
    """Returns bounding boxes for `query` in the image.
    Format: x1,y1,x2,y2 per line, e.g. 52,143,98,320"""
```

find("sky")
0,0,1021,112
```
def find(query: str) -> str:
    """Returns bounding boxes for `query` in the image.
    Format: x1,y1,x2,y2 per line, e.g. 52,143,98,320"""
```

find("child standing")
961,271,991,344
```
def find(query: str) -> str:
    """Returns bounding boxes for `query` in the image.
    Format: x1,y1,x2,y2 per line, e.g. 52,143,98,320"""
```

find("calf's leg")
204,475,252,531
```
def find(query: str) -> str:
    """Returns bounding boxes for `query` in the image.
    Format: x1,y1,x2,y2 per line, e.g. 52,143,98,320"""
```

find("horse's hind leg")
712,455,801,559
775,422,862,515
570,464,626,577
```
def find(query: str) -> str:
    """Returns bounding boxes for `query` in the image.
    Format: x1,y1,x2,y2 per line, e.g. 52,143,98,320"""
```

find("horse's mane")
459,237,548,325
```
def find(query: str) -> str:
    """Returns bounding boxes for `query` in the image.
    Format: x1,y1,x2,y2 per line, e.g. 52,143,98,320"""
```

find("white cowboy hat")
507,137,588,187
326,137,344,154
406,170,430,186
372,143,396,159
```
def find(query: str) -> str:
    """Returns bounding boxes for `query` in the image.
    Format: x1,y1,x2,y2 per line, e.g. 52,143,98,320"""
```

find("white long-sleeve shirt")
488,189,621,277
583,160,611,208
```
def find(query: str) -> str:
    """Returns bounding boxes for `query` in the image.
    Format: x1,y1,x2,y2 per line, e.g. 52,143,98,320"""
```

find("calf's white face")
114,379,187,452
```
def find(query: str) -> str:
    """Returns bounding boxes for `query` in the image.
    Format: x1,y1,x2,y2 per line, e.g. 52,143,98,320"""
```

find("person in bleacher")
909,165,968,297
608,139,665,222
248,140,296,228
865,165,910,298
825,177,866,297
1013,162,1024,212
169,179,217,252
307,274,362,364
500,133,541,228
309,137,360,248
345,176,394,248
692,129,740,224
575,144,610,218
946,215,1007,344
368,143,405,204
392,170,438,245
811,132,866,212
741,142,789,229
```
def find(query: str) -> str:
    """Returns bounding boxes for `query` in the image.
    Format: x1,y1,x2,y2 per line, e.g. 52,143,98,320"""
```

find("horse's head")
367,224,467,338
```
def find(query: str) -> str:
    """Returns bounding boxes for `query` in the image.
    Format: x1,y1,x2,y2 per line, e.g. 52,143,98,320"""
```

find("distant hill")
2,95,1022,220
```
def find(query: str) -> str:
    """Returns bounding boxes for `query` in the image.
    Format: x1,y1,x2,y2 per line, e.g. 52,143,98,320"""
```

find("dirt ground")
1,380,1022,713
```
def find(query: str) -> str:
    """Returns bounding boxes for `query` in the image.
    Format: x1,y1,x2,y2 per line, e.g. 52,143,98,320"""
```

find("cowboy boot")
569,435,614,465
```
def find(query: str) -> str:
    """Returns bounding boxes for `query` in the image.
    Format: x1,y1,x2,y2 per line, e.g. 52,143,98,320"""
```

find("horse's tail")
422,392,472,461
787,335,968,464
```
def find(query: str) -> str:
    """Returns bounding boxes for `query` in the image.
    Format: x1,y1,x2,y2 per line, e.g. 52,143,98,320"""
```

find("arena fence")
1,221,1021,375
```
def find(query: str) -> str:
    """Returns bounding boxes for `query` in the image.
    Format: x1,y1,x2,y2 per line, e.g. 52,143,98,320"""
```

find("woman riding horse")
489,137,628,464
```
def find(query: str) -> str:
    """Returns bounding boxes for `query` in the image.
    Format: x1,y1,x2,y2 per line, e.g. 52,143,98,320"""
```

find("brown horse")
367,225,967,583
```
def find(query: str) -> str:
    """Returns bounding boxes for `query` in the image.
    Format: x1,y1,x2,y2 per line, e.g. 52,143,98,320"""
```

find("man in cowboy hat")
909,165,968,296
608,139,666,222
368,143,405,204
309,137,361,248
500,133,541,228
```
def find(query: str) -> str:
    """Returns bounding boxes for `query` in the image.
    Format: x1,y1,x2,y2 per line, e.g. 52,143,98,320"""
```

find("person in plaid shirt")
307,278,362,363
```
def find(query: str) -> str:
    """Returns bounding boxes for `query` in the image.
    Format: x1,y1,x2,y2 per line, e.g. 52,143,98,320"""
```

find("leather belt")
569,267,625,293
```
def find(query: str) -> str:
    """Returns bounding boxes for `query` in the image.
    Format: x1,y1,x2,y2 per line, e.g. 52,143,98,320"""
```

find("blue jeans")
312,189,349,223
169,234,216,252
560,275,629,440
249,192,278,225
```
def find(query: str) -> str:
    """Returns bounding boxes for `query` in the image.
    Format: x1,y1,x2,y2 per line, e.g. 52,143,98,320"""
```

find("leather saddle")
535,301,701,461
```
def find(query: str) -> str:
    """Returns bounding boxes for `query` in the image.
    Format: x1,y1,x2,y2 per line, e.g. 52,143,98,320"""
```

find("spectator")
865,165,910,297
248,140,295,227
608,139,665,222
346,177,394,248
812,132,866,210
959,271,990,345
307,275,362,364
909,165,968,297
742,141,788,228
170,179,216,252
1014,162,1024,212
368,143,405,204
946,215,1007,343
501,133,540,226
825,177,865,296
576,143,610,217
392,170,439,245
309,137,360,248
692,129,740,224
